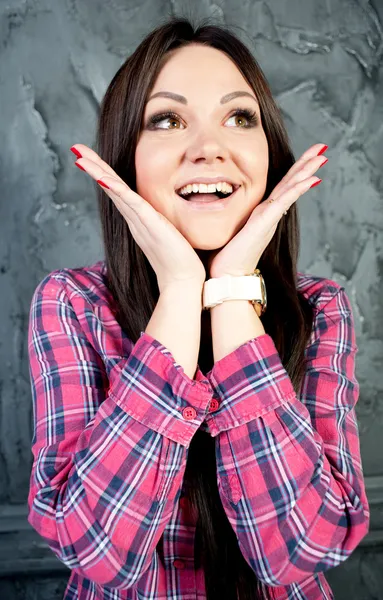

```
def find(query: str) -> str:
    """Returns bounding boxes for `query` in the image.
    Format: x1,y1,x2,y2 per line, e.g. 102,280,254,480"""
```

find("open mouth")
176,184,241,203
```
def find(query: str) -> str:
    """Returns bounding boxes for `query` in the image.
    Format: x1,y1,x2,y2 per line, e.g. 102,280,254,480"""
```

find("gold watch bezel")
250,268,267,314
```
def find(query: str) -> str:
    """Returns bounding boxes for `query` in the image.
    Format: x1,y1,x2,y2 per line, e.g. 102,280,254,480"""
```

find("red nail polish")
71,146,82,158
317,145,328,156
75,161,86,172
310,179,322,189
319,158,328,168
97,179,110,189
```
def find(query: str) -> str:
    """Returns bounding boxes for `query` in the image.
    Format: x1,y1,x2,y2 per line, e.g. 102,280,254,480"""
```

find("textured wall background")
0,0,382,598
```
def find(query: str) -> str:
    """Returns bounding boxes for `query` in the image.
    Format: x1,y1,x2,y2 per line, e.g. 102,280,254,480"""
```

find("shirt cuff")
108,331,214,447
204,333,296,437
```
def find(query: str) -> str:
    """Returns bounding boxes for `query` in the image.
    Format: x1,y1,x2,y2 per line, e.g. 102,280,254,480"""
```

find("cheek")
135,144,148,193
250,137,269,174
135,139,175,194
239,133,269,176
136,136,175,171
135,143,176,217
135,143,162,202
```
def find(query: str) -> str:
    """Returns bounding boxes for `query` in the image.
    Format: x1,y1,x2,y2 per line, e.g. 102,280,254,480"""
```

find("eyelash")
146,108,259,129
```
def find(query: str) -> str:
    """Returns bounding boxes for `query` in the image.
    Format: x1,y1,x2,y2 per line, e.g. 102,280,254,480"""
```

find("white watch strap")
203,274,262,309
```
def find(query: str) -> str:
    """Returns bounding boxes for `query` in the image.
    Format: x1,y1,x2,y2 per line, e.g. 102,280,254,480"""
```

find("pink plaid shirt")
27,260,370,599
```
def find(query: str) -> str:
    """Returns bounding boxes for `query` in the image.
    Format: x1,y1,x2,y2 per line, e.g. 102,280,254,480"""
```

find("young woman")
27,16,370,600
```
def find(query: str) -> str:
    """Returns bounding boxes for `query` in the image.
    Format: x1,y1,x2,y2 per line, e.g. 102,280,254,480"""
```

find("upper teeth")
178,182,234,196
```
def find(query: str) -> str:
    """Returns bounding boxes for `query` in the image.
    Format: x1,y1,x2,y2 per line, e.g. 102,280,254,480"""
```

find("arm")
27,272,212,589
146,279,204,380
203,286,370,586
210,296,265,362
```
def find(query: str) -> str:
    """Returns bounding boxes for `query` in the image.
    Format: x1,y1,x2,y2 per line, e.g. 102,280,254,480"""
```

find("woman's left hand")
208,143,328,279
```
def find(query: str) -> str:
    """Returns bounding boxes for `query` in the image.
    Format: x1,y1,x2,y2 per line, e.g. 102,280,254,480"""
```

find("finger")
95,177,144,231
284,143,327,180
75,157,126,201
94,172,174,241
92,172,148,220
74,156,182,247
265,175,322,216
290,143,328,173
75,157,164,229
74,158,145,228
271,151,327,198
284,153,327,187
298,143,328,162
71,144,126,184
75,156,117,182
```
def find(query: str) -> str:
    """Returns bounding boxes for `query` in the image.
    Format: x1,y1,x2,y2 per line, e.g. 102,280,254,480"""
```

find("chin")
184,222,242,250
193,242,220,250
189,235,231,251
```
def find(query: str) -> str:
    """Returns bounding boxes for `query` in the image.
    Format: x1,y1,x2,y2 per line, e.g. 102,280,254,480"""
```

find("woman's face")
135,44,269,251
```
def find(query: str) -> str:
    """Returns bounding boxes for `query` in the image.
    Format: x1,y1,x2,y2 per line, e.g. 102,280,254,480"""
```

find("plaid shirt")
27,260,369,600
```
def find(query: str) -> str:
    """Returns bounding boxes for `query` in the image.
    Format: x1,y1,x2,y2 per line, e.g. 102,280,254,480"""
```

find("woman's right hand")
71,144,206,294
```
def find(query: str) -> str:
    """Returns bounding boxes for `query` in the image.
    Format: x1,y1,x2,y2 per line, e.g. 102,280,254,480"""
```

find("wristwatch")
202,268,267,314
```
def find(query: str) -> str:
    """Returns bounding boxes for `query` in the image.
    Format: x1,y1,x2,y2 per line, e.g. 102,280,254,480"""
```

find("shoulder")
31,260,114,308
296,271,349,313
29,260,126,367
296,272,356,351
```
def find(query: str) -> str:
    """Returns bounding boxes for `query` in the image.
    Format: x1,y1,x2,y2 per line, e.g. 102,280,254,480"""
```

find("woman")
27,16,370,600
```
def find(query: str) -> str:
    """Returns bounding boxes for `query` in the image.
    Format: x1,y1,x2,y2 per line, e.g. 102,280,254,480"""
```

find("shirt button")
182,406,196,420
173,559,185,569
208,399,220,413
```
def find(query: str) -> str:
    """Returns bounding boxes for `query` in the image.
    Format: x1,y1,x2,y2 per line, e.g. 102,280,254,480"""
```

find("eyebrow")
147,90,259,106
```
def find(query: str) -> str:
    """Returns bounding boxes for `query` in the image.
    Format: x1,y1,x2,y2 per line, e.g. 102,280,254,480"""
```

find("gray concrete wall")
0,1,382,598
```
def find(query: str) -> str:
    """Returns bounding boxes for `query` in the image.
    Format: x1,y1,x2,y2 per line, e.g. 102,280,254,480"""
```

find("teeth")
178,181,234,196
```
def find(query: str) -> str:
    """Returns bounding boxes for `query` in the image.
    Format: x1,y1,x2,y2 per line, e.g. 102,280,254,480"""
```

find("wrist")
161,278,204,308
203,269,266,315
209,267,258,279
161,277,204,293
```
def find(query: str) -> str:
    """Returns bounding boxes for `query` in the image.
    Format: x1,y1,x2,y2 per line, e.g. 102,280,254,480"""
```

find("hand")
209,143,328,279
71,144,206,293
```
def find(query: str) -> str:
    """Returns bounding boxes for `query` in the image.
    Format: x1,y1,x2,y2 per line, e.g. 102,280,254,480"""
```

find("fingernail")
310,179,322,189
97,179,110,189
317,145,328,156
75,161,86,172
319,157,328,168
71,146,82,158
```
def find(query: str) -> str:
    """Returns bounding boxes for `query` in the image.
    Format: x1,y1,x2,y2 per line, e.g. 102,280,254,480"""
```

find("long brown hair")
95,15,315,599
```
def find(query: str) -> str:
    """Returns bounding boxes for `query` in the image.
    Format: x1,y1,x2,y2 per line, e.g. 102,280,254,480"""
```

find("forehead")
149,45,257,104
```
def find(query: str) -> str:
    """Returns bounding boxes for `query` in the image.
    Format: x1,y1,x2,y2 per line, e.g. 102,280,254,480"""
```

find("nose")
186,128,230,163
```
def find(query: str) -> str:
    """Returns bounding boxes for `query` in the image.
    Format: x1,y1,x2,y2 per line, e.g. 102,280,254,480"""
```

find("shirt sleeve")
203,286,370,587
27,273,213,589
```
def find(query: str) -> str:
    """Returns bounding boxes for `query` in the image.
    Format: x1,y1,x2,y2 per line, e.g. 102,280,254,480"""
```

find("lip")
177,186,240,211
175,176,240,194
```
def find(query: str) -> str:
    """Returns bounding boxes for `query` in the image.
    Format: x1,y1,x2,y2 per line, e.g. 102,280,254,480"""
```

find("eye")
146,107,259,130
225,108,259,128
147,111,185,130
